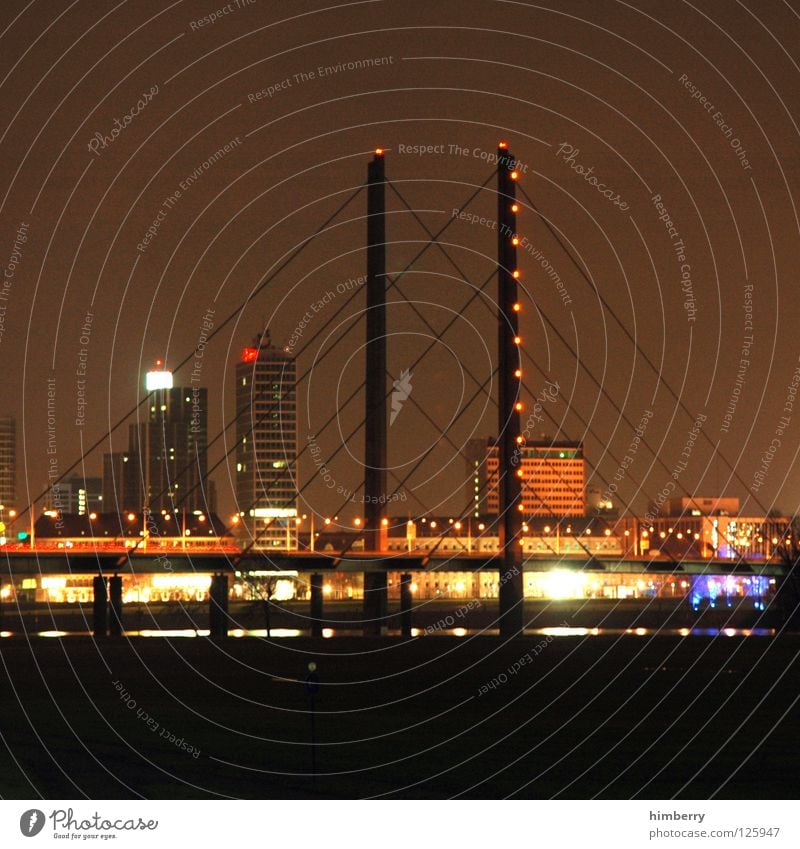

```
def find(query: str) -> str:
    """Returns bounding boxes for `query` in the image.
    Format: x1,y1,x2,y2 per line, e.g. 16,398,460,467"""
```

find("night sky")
2,0,799,526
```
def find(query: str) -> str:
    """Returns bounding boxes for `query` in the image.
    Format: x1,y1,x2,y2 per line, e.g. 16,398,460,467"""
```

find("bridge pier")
92,575,107,637
209,573,229,638
310,573,324,638
109,575,123,636
363,571,387,636
400,573,413,637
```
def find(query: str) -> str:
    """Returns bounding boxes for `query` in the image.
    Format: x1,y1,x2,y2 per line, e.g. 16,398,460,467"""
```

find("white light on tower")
145,360,173,391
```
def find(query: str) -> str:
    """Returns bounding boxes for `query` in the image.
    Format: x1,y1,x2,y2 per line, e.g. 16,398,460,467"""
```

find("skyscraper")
236,331,297,546
129,367,209,512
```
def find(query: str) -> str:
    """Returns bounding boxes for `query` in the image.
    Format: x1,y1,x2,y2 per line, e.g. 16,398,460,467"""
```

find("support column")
209,573,228,638
400,573,413,638
109,575,123,637
364,149,387,553
310,573,324,638
92,575,107,638
362,571,388,636
497,143,524,637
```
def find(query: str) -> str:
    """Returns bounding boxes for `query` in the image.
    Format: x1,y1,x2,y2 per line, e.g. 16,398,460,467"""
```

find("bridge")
5,145,791,637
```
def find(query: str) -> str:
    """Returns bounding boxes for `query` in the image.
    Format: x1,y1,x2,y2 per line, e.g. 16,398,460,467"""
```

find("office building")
236,331,297,546
466,437,586,517
128,367,208,512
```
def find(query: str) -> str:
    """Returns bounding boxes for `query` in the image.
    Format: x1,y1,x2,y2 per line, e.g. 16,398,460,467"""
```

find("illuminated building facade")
467,437,586,517
235,331,297,546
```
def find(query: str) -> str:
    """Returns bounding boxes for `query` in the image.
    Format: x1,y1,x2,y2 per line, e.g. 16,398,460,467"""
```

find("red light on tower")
241,347,258,363
499,141,508,149
375,148,384,156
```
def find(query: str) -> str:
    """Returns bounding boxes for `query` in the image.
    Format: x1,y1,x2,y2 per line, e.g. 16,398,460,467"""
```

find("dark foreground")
1,633,798,799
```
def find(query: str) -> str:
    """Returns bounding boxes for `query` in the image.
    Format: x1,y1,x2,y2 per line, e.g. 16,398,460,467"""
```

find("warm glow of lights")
455,581,465,593
517,503,524,511
410,582,418,593
511,203,519,212
152,574,211,590
478,523,485,531
323,584,332,595
512,269,521,278
516,469,524,478
231,515,240,524
89,512,97,520
513,302,521,311
544,525,551,533
514,369,522,378
514,336,521,344
324,517,331,525
354,517,362,527
430,520,437,529
375,148,384,156
515,402,523,411
454,522,462,530
510,171,518,180
241,347,259,363
127,513,136,522
498,141,508,149
516,435,524,444
9,510,15,518
381,518,389,526
512,236,519,246
542,570,587,600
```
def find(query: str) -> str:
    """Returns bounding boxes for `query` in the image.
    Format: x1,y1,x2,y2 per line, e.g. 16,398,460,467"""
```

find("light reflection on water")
0,626,778,638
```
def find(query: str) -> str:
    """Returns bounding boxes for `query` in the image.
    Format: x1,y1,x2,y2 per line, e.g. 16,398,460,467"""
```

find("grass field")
1,632,798,799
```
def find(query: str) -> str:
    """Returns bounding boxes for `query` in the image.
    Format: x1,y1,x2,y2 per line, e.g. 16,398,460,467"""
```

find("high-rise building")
467,437,586,517
0,417,15,510
128,367,208,512
103,451,140,512
236,331,297,546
